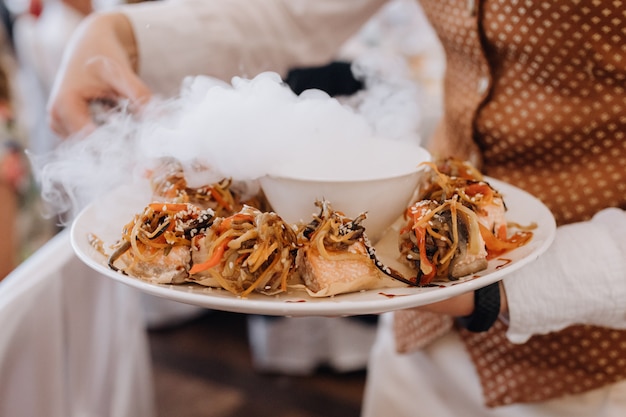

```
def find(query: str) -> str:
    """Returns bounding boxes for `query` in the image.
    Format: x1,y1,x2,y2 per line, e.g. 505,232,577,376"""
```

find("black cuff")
457,282,501,332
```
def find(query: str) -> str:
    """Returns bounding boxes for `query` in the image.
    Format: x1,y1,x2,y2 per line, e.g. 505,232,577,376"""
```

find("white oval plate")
70,178,556,317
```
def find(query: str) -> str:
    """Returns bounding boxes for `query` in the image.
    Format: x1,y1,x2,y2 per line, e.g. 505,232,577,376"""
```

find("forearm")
121,0,387,95
503,207,626,343
61,11,138,73
106,12,139,73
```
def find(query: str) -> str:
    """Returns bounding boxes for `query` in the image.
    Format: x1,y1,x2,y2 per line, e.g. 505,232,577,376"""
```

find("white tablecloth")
0,229,155,417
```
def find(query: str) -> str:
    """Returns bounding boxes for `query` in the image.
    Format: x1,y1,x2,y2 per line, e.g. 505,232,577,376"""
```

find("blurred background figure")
0,0,31,279
0,70,20,279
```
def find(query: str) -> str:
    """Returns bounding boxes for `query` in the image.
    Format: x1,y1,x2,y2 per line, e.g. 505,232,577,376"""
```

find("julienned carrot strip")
479,223,532,258
209,188,232,211
189,238,232,274
218,213,254,232
464,182,493,198
414,226,436,284
148,203,189,212
496,223,508,240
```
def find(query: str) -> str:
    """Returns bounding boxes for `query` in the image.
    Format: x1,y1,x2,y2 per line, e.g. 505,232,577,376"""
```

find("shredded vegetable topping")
188,206,298,297
149,157,269,216
298,200,368,260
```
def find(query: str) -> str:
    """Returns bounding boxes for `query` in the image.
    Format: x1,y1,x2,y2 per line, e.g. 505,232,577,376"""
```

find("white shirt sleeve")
120,0,388,95
503,207,626,344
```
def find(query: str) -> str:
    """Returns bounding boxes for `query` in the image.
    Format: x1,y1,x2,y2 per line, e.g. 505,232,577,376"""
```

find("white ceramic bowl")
259,140,431,242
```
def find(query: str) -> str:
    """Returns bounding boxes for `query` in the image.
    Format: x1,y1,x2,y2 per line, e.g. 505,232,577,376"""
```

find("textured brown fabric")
421,0,488,166
393,308,454,353
460,322,626,407
476,0,626,225
394,0,626,407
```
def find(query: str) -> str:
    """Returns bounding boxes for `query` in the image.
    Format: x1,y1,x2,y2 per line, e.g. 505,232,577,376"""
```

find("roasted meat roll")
399,159,533,286
108,202,215,284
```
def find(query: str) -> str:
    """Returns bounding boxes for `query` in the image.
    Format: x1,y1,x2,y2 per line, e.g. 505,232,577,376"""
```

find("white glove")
503,207,626,344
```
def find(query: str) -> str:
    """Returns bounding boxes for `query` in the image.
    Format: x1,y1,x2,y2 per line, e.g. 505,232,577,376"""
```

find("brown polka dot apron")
394,0,626,407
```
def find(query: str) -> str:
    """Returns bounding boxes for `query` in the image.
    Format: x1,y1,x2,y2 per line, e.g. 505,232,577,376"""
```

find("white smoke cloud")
31,55,425,224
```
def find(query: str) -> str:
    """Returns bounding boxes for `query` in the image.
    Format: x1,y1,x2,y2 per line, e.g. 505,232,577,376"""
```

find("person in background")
46,1,626,416
0,5,29,280
0,65,19,280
